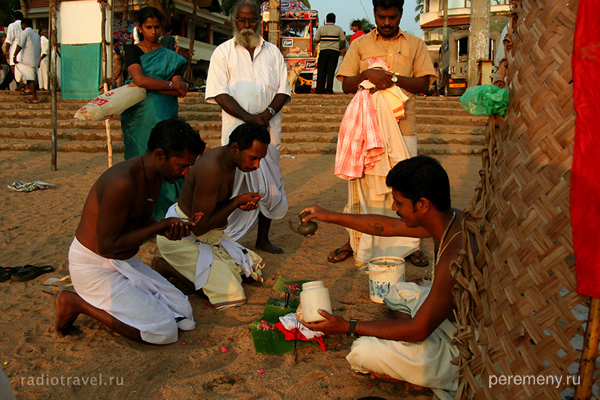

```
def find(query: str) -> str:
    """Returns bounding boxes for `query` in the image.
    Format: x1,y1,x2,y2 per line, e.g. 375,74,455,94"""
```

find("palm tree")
222,0,312,15
414,0,423,23
349,17,374,33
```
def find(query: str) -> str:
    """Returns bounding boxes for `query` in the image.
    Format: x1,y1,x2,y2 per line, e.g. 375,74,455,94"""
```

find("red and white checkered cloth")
335,90,385,180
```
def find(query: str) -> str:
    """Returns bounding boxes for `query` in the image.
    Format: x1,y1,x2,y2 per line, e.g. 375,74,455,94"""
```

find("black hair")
165,24,172,32
147,119,206,159
372,0,405,12
137,6,165,41
228,122,270,151
351,20,362,28
326,13,336,23
21,18,32,27
13,11,23,20
385,156,451,211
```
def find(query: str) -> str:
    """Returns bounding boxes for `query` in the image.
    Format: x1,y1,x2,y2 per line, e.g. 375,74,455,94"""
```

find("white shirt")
205,37,291,148
6,19,22,66
6,20,21,45
17,27,41,68
40,35,49,57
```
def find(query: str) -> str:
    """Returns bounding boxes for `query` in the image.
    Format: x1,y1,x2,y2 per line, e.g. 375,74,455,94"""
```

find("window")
448,0,470,8
213,31,229,46
195,26,207,42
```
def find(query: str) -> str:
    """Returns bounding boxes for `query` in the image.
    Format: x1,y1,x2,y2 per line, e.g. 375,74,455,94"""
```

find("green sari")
121,47,187,220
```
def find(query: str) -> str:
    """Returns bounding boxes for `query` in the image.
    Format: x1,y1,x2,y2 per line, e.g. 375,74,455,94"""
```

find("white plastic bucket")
360,257,405,303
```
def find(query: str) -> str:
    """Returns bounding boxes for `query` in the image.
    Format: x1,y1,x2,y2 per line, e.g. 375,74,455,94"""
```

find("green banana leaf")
250,304,317,355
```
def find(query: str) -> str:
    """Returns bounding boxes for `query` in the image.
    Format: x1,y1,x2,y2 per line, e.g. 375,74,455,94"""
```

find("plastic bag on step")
459,84,509,116
74,86,147,121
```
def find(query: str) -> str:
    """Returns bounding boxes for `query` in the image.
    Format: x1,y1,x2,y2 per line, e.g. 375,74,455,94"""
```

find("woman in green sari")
122,6,190,220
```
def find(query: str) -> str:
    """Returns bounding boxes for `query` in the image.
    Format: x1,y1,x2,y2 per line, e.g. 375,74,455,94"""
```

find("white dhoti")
15,63,36,82
346,91,420,265
68,237,195,344
225,146,287,241
38,57,49,90
157,203,265,309
347,281,458,392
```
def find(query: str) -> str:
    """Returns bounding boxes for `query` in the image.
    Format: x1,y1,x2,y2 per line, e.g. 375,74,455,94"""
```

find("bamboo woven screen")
450,0,595,398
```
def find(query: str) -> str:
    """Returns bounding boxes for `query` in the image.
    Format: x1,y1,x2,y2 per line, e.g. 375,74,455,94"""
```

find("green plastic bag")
459,84,510,116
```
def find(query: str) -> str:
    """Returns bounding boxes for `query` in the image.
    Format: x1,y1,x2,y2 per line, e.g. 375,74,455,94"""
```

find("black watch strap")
347,318,359,338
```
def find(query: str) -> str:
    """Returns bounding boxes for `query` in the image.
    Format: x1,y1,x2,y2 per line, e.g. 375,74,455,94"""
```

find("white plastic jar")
300,281,332,323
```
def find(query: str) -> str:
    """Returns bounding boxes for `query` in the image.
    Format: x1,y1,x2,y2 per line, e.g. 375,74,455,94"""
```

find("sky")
308,0,422,37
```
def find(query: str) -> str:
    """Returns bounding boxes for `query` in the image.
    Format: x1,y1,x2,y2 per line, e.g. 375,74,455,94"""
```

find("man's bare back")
177,140,268,238
76,151,200,260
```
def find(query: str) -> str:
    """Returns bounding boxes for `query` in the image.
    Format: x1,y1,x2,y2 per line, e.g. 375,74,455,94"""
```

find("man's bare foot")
369,371,403,383
54,290,81,337
255,239,283,254
327,241,353,263
407,250,429,267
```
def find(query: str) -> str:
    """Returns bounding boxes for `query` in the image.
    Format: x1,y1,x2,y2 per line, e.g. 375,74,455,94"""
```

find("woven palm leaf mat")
449,0,595,398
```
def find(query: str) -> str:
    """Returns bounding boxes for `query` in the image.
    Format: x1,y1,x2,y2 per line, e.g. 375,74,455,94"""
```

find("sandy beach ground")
0,150,481,399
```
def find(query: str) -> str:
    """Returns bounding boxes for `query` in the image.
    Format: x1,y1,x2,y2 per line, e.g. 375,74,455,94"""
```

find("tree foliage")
414,0,423,23
0,0,20,26
349,17,374,33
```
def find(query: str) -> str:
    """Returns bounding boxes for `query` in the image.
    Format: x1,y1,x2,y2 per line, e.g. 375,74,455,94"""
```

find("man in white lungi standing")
37,29,49,90
1,11,22,91
13,18,40,103
328,0,435,267
205,0,290,254
55,119,205,345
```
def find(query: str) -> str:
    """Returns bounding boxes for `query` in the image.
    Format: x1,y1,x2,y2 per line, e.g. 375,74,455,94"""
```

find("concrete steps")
0,91,487,155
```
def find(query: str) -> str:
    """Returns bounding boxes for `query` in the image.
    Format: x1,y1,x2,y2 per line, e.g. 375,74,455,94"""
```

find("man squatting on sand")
154,122,271,309
301,156,461,392
205,0,291,254
55,119,206,345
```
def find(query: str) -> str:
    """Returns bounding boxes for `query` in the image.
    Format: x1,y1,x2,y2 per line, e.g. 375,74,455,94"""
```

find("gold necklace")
432,210,463,282
434,210,456,267
140,41,160,53
140,156,155,202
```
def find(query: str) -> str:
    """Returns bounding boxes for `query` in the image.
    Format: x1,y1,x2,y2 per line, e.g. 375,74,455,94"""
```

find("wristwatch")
347,318,359,339
168,80,174,90
267,106,276,116
391,73,399,84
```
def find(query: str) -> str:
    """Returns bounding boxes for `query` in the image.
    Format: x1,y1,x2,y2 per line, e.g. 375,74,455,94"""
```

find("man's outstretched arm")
300,205,430,238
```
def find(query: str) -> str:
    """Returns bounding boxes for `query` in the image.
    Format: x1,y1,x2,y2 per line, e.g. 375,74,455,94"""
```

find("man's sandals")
407,250,430,267
327,246,354,264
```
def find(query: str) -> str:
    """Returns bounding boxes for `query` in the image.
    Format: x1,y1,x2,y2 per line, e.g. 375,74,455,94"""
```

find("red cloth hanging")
572,0,600,298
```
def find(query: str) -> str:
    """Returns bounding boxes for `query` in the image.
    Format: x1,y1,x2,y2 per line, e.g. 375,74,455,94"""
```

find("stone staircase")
0,91,488,155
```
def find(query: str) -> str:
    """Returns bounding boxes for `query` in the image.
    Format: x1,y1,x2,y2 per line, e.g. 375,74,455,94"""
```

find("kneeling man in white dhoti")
155,122,270,309
300,156,463,394
55,119,206,345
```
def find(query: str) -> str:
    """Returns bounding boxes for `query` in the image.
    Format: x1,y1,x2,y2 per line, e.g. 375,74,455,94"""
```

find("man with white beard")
205,0,290,254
